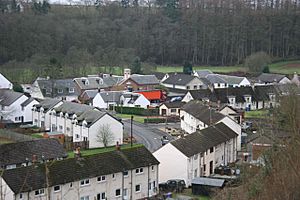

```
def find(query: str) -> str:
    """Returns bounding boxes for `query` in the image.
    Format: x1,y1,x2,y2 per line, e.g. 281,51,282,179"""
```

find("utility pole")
131,115,133,147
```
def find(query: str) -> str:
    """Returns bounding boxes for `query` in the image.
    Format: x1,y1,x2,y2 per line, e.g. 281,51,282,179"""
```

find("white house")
159,101,185,116
182,89,213,103
120,92,150,109
1,146,159,200
153,122,238,186
0,73,13,89
33,101,123,148
256,73,291,85
180,101,242,151
162,73,209,90
0,90,38,123
216,74,251,88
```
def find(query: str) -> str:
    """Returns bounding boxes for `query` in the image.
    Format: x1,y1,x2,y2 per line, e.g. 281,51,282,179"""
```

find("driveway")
123,119,174,152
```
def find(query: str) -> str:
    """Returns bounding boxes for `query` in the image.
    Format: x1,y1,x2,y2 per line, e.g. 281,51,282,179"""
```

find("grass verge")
245,110,268,119
67,143,143,158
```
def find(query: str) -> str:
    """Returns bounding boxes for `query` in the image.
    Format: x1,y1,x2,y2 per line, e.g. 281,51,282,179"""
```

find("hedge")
114,106,159,116
144,118,166,123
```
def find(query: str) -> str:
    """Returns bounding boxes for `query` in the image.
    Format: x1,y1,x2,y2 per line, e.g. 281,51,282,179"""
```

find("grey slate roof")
34,98,62,112
194,70,213,78
74,76,120,90
37,78,79,97
163,73,197,86
187,89,215,101
0,139,67,168
217,74,245,85
152,72,166,81
1,146,159,194
0,89,23,106
213,87,257,103
83,90,98,99
161,101,185,108
182,101,225,125
100,91,123,103
253,85,278,101
20,97,35,107
129,75,159,85
171,122,237,157
257,73,287,83
206,74,227,84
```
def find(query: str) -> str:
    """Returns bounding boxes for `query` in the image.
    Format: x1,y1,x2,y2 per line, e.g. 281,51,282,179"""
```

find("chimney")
124,68,131,80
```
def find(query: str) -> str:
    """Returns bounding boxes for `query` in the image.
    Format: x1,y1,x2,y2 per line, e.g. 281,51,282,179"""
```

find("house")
253,85,279,109
219,105,243,124
193,70,213,78
116,74,160,92
0,73,13,89
30,77,79,101
153,122,238,186
205,74,228,88
0,139,67,170
33,101,123,148
136,90,166,106
182,89,214,103
0,146,160,200
162,73,209,90
180,101,241,151
80,90,123,109
213,87,258,110
32,98,63,129
0,89,39,123
120,92,150,109
256,73,291,85
216,74,251,87
291,72,300,86
74,75,121,95
159,101,185,116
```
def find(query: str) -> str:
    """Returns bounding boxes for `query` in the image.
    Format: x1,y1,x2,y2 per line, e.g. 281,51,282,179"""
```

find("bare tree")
96,124,115,147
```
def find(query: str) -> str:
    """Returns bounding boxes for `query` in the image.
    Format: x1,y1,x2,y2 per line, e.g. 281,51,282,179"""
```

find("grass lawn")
67,143,143,158
157,65,244,74
115,114,147,123
31,133,44,138
245,110,268,119
268,60,300,74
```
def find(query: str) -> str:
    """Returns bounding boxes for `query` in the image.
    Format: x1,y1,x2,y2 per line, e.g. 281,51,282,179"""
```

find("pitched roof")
2,146,159,194
34,98,61,112
187,89,215,101
161,101,185,108
152,72,166,81
206,74,227,84
171,122,237,157
213,87,257,103
82,90,98,99
181,101,225,125
217,74,246,85
253,85,278,101
163,73,199,86
0,89,23,106
99,91,123,103
20,97,36,107
129,75,159,85
74,76,119,90
194,70,213,78
257,73,287,83
0,139,67,168
37,78,79,97
136,90,164,100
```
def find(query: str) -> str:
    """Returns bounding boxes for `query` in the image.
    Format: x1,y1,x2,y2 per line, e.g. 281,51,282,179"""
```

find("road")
123,119,174,152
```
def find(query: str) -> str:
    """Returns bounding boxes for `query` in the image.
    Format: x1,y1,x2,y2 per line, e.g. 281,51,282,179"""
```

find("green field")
157,65,245,74
245,110,269,119
67,143,143,158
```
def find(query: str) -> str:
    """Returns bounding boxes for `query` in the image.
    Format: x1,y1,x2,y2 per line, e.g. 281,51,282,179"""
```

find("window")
135,184,141,192
210,147,214,153
97,175,106,182
203,164,206,171
217,83,220,87
66,127,70,132
69,182,73,188
194,154,198,160
186,86,190,90
194,169,198,178
209,161,213,174
170,108,176,113
53,185,60,192
35,189,45,196
136,168,144,174
123,171,128,176
80,179,90,186
123,188,128,197
69,88,75,93
149,182,152,190
193,85,197,89
59,125,63,130
58,88,63,94
151,166,154,171
19,193,23,199
80,196,89,200
75,134,80,139
115,189,121,197
112,173,115,179
97,192,106,200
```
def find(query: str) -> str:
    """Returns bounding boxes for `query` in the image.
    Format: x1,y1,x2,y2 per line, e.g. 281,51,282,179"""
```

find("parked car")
159,179,186,192
242,121,252,130
161,136,170,146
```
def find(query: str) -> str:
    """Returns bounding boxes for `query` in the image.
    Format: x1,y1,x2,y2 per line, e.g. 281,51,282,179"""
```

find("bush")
114,106,159,116
144,118,166,123
244,52,271,73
